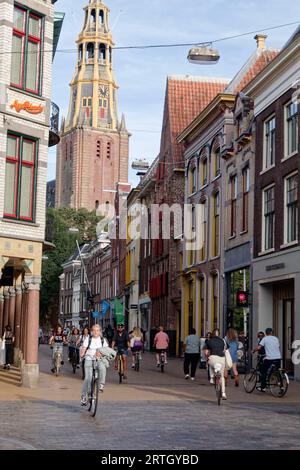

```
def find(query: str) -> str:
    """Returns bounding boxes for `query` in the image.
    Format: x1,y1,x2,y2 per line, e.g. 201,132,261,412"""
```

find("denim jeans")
81,359,107,397
52,345,63,367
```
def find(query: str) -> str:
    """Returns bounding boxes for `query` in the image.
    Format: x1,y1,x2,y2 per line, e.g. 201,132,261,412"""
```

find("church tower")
55,0,129,211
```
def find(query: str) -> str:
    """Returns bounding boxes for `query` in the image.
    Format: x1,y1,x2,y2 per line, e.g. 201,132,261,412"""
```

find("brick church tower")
55,0,129,210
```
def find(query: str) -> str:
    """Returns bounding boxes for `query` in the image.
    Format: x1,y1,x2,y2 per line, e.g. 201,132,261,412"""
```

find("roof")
225,48,279,94
165,76,229,163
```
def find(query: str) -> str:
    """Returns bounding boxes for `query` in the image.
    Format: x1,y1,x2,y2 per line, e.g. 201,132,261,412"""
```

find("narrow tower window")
96,140,101,158
99,44,106,62
90,10,96,30
86,43,94,60
107,142,111,159
99,10,104,24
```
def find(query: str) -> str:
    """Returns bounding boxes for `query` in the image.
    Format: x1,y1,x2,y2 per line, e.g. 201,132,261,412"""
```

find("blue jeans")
81,359,107,397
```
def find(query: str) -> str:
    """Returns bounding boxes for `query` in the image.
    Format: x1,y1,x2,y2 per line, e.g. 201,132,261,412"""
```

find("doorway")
273,280,294,376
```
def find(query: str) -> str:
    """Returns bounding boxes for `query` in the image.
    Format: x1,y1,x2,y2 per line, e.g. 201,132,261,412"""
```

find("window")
263,186,275,250
264,117,276,169
211,273,218,330
285,173,298,243
285,102,298,156
189,166,196,194
83,97,92,107
199,199,207,262
11,6,43,94
242,167,250,232
200,155,208,186
107,142,111,159
4,134,37,221
99,99,107,108
230,175,237,237
212,147,221,178
212,192,220,257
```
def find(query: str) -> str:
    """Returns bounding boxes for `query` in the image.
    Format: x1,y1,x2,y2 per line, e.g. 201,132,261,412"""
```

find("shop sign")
10,100,44,114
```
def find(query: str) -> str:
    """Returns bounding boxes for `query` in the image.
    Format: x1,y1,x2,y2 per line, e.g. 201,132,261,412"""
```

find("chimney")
254,34,267,50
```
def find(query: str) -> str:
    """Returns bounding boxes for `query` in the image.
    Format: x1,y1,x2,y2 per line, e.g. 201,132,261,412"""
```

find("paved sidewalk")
0,347,300,450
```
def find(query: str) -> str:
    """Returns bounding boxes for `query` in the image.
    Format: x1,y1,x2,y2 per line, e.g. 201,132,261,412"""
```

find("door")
282,299,294,375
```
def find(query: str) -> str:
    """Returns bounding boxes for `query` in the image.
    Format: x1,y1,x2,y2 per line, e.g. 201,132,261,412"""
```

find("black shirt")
113,331,129,350
205,337,225,357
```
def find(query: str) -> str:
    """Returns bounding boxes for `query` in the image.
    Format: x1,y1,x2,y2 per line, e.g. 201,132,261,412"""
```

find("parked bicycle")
243,353,289,398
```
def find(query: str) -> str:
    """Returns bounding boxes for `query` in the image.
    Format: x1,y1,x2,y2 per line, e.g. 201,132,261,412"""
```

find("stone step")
0,366,22,386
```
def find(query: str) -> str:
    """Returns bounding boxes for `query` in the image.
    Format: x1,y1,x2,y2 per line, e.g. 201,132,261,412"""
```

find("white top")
260,335,281,360
83,336,109,359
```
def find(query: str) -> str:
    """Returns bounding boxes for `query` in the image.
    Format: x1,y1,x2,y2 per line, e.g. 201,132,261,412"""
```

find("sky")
48,0,300,187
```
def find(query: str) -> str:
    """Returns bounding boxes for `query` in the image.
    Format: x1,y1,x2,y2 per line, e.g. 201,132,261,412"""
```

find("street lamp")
187,43,220,64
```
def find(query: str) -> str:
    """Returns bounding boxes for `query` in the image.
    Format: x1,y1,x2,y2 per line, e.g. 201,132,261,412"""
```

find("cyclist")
49,325,67,373
112,323,130,379
203,328,227,400
77,326,90,380
130,326,143,368
154,326,169,367
253,328,281,392
80,324,109,406
68,327,80,368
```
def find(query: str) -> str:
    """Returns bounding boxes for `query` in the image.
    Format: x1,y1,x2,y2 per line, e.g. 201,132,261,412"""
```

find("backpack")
83,335,105,357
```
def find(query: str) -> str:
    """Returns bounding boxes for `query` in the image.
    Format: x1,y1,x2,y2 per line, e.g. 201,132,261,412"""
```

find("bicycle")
132,351,141,372
54,350,62,377
243,353,289,398
117,351,125,383
71,347,79,374
87,358,101,418
212,362,223,406
159,350,166,373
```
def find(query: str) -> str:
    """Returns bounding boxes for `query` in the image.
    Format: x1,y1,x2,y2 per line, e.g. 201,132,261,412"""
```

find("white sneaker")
185,374,190,380
164,361,168,364
210,378,214,384
131,364,135,369
222,393,227,400
99,384,104,392
80,395,87,406
191,377,195,381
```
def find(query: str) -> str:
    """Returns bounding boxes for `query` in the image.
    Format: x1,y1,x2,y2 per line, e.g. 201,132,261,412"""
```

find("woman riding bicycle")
204,328,227,400
68,327,80,368
130,327,143,369
80,324,109,406
49,325,67,374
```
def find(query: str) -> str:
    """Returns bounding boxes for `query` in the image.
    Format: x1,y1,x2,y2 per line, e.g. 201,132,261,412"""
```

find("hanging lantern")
188,44,220,64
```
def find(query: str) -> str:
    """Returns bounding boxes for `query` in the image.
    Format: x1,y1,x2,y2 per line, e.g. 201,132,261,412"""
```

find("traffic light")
236,290,249,307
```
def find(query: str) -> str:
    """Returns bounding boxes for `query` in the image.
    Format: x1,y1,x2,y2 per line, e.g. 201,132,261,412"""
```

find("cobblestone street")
0,346,300,450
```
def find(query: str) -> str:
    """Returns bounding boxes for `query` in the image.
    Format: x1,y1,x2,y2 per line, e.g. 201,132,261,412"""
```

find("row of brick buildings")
59,29,300,379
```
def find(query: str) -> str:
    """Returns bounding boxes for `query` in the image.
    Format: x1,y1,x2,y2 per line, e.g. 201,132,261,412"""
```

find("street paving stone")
0,346,300,450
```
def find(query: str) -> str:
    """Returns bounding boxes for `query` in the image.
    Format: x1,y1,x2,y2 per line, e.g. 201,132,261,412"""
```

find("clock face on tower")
99,85,109,98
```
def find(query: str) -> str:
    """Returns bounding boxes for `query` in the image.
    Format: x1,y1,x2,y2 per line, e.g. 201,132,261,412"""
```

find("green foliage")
40,207,100,325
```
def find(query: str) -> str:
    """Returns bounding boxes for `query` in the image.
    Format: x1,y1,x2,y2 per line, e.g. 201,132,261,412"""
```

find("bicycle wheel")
269,371,289,398
55,354,60,377
135,355,140,372
160,358,164,373
72,354,77,374
118,356,123,384
243,370,257,393
89,378,99,417
215,377,222,406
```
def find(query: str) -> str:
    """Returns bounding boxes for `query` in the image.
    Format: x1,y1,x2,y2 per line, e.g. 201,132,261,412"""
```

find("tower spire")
64,0,118,131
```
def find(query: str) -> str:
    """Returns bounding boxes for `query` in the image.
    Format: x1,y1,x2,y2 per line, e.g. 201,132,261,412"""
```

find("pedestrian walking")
3,325,14,370
183,328,200,381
